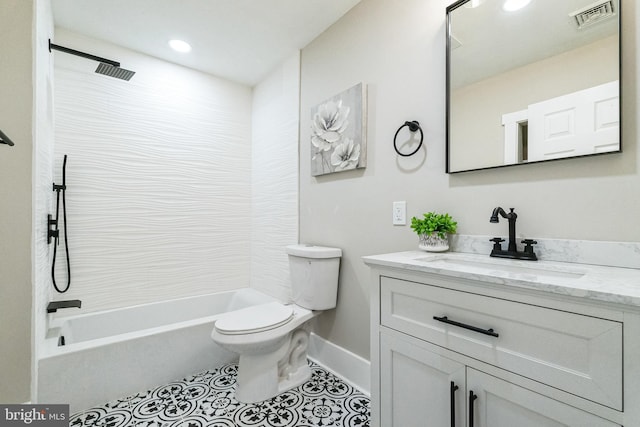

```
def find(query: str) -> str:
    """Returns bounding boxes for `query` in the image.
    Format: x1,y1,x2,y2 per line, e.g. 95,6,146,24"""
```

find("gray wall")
300,0,638,360
0,0,34,403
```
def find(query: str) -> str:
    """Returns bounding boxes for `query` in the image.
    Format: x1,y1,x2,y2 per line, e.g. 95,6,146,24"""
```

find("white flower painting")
311,83,366,176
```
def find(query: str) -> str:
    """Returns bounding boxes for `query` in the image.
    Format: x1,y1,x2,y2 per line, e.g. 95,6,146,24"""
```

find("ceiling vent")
570,0,616,29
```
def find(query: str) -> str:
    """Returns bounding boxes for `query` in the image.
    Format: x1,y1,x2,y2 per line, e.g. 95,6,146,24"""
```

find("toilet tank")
286,244,341,310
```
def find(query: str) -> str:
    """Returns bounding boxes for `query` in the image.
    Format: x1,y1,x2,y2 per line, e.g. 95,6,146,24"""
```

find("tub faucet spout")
47,299,81,313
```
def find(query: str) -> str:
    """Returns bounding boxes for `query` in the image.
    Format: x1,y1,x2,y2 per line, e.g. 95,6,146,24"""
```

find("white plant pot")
418,233,450,252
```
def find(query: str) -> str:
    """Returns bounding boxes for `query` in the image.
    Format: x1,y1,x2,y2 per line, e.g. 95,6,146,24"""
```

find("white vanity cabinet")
364,252,640,427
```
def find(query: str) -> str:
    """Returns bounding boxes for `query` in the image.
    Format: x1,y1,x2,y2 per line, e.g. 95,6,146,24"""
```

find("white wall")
32,0,55,400
0,0,34,403
250,52,300,302
300,0,638,360
53,29,253,313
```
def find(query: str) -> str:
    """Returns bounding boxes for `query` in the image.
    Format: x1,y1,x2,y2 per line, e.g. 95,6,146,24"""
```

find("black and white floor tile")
70,362,370,427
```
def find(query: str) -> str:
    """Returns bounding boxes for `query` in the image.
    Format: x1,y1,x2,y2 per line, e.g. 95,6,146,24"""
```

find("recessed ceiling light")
169,39,192,53
503,0,532,12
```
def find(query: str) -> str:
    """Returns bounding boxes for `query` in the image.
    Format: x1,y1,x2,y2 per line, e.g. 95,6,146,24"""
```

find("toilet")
211,244,341,403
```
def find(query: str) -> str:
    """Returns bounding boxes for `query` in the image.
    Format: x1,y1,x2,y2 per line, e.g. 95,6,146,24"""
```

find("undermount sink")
415,254,586,280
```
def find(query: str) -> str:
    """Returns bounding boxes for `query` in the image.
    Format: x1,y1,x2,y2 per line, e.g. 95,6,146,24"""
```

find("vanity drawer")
380,276,623,410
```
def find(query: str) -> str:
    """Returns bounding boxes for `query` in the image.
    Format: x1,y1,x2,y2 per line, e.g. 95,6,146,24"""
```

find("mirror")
446,0,621,173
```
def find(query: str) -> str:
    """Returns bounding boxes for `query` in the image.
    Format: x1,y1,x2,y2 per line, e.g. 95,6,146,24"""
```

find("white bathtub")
37,288,276,413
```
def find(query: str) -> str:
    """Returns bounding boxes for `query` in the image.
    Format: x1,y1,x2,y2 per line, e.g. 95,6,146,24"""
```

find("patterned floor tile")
69,361,370,427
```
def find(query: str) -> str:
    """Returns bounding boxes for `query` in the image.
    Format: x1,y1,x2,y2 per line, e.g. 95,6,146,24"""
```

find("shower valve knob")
47,214,59,244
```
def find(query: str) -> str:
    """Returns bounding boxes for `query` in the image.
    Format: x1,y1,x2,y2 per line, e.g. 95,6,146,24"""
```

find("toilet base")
235,328,311,403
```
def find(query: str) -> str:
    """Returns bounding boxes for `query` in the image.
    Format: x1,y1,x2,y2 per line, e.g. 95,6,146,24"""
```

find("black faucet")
489,207,537,261
47,300,82,313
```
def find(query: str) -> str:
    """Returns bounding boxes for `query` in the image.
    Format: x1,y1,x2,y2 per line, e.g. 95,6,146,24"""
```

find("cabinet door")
380,330,465,427
466,368,620,427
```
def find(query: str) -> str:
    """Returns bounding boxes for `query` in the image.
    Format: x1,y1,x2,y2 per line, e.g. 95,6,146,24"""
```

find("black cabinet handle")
450,381,459,427
434,315,499,337
469,390,478,427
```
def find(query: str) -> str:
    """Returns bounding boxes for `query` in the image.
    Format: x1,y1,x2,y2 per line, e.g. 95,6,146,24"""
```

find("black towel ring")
393,121,423,157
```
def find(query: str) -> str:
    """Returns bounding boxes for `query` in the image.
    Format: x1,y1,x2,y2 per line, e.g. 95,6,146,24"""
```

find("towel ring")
393,121,423,157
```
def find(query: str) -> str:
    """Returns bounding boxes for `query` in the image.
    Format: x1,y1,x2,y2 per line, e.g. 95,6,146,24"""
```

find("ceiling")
51,0,362,86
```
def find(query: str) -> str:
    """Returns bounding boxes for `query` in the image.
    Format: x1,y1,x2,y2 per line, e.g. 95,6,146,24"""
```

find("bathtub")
37,288,276,413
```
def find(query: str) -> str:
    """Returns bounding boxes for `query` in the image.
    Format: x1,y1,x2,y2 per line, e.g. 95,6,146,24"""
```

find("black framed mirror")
446,0,621,173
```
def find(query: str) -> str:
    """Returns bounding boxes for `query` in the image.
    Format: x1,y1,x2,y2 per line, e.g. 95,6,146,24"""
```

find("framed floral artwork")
311,83,367,176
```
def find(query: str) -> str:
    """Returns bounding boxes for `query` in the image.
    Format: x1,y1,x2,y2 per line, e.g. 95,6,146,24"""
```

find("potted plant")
410,212,458,252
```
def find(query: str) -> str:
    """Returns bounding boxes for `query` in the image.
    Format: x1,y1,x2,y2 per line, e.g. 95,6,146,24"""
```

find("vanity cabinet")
365,258,638,427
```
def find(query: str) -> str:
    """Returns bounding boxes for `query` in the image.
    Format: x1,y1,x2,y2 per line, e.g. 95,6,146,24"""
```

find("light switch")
393,201,406,225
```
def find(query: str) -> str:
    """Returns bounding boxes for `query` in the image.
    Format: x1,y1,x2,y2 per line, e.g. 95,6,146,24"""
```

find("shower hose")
52,155,71,293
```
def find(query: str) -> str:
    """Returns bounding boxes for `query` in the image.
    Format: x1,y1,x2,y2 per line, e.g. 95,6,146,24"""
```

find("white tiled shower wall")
33,0,55,398
51,29,299,313
250,52,300,302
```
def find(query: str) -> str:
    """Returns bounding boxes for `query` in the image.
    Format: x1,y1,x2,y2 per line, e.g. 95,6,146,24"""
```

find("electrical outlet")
393,201,406,225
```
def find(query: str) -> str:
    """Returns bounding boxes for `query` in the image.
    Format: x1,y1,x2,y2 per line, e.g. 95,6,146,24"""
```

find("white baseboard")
307,332,370,396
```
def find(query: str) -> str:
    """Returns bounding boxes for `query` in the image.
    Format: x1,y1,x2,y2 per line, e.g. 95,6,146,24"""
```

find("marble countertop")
363,251,640,307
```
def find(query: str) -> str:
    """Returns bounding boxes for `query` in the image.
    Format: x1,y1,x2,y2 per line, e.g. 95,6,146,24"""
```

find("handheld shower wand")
50,155,71,293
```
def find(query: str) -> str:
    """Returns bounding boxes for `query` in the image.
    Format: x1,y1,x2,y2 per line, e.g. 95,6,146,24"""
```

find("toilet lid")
215,302,294,335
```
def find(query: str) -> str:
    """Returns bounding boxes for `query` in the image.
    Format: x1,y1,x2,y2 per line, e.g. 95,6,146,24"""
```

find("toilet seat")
215,302,294,335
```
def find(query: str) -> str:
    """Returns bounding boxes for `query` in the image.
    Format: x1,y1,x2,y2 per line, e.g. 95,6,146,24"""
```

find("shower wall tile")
34,0,55,369
250,52,300,302
53,31,253,313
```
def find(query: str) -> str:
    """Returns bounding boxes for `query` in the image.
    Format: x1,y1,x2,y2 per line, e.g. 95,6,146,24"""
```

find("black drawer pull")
434,315,499,337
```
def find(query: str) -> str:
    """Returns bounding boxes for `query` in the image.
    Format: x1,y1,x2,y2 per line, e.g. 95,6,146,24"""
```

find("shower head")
95,62,136,81
49,40,136,81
